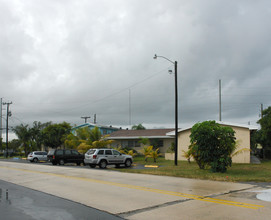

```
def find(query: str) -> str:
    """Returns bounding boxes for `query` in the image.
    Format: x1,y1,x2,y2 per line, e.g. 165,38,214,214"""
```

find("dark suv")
47,149,84,166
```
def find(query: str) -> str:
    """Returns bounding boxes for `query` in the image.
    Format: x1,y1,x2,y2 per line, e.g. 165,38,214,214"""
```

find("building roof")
107,129,175,140
72,123,119,130
166,121,258,136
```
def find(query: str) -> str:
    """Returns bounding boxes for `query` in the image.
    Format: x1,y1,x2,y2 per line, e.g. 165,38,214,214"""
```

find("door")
42,152,47,161
104,149,115,163
64,150,72,163
71,150,82,163
112,150,125,163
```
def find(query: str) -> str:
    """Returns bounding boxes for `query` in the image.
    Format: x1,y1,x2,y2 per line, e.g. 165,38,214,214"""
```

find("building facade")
107,129,175,155
166,121,257,164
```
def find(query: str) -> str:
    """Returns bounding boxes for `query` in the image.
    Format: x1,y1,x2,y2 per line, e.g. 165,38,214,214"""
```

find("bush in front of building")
189,121,236,173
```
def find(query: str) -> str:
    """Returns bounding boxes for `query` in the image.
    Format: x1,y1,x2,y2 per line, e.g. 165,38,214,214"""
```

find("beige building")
107,129,175,155
166,121,258,164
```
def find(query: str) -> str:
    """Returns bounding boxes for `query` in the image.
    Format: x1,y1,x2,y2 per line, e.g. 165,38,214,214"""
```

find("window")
135,141,140,147
150,139,164,148
121,141,128,148
98,150,104,155
105,150,112,155
56,150,64,156
127,140,140,147
71,150,79,155
157,140,164,148
65,150,71,155
48,150,55,155
113,150,120,156
128,141,134,148
87,149,96,155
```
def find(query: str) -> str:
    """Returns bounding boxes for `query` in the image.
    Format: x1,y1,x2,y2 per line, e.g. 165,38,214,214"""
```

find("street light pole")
3,101,12,158
154,54,178,166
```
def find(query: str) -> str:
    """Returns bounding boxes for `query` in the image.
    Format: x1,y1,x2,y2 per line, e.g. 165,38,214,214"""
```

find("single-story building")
166,121,258,164
107,129,175,155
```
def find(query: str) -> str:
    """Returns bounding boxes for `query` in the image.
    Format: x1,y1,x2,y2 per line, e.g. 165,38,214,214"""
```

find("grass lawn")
115,156,271,182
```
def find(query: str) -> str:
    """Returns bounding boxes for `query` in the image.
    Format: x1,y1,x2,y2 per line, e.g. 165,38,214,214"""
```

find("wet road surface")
0,160,270,219
0,179,122,220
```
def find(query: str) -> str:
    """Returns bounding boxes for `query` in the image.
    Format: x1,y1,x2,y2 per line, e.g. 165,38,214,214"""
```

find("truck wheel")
59,159,65,165
99,160,107,169
125,159,132,167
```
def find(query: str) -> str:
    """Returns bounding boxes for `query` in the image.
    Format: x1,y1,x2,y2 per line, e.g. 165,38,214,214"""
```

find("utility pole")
261,103,263,119
129,89,131,125
81,116,90,123
3,101,12,158
219,79,222,121
0,98,2,152
153,54,179,166
94,114,97,124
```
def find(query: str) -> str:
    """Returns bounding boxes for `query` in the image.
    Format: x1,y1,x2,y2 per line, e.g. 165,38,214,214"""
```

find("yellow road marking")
144,165,159,168
0,165,264,209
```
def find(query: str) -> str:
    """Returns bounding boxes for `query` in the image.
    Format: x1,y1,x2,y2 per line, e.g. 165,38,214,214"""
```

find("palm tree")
13,124,31,157
149,148,161,163
30,121,51,151
141,145,154,162
89,127,102,142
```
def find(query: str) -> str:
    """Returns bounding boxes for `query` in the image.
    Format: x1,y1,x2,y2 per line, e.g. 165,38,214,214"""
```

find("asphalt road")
0,179,122,220
0,160,270,220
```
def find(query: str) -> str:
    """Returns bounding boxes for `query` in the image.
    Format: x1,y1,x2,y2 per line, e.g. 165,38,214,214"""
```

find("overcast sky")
1,0,271,138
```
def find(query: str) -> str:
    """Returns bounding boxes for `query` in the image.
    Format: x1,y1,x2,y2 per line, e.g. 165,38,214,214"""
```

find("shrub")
189,121,236,173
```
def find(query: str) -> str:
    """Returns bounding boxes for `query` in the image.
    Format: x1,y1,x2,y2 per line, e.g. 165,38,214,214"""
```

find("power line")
25,65,174,116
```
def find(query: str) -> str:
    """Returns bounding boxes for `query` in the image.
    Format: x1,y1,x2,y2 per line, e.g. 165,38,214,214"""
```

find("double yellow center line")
0,165,264,210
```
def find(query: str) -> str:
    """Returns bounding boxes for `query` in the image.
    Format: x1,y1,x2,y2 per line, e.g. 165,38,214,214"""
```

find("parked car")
47,149,85,166
84,148,133,169
27,151,48,163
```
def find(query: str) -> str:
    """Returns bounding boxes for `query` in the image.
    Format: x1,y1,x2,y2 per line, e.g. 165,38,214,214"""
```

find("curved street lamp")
153,54,178,166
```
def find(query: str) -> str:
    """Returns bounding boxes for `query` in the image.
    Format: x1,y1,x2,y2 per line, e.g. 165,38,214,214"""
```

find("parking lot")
0,159,270,219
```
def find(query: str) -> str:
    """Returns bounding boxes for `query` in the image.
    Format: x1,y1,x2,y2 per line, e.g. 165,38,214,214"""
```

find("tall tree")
42,122,71,149
257,106,271,158
132,124,146,130
30,121,51,151
8,139,21,154
89,126,102,142
65,126,102,149
76,127,103,153
13,124,31,156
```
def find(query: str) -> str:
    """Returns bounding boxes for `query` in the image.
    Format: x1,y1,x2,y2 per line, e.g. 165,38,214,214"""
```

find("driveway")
0,161,270,219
